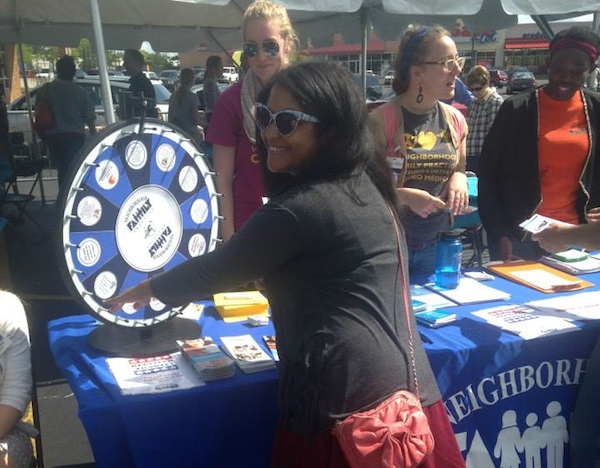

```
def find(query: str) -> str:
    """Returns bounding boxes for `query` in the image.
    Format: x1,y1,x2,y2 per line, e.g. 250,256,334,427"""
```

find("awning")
308,38,385,55
504,39,549,50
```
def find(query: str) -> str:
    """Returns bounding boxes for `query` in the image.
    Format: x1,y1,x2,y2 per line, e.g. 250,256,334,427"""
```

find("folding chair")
0,158,47,236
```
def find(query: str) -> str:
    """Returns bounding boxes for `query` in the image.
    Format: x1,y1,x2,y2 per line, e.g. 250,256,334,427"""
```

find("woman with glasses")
464,65,503,174
205,0,297,241
479,26,600,262
371,25,469,277
105,61,465,468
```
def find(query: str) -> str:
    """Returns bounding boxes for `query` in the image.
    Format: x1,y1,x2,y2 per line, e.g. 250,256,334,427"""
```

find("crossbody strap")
386,203,420,398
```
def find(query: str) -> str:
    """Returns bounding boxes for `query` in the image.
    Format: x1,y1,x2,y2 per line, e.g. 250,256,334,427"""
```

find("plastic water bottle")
435,231,462,289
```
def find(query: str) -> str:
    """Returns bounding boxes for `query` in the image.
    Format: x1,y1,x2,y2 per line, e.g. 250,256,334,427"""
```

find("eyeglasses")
417,56,466,73
243,40,280,58
469,86,483,92
255,102,319,137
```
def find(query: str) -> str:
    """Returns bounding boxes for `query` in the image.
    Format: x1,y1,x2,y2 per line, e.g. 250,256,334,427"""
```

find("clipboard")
485,261,594,294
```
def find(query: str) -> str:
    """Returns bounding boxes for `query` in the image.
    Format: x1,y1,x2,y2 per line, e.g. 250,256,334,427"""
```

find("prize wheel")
57,118,219,333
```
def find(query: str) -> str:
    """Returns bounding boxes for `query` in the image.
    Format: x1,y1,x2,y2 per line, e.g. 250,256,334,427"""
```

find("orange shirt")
537,88,589,224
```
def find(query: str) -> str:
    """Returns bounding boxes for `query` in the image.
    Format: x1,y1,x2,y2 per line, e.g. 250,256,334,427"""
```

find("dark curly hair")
255,61,397,208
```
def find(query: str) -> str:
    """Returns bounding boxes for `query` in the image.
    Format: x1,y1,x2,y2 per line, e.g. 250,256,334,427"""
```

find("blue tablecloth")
49,271,600,468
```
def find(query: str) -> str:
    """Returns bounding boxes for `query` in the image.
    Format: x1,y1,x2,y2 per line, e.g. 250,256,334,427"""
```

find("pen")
419,332,433,344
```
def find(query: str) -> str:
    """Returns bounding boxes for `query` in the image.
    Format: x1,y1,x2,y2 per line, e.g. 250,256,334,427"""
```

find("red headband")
550,37,598,63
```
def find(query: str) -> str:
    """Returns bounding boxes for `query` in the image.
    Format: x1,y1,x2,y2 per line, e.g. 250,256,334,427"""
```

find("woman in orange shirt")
479,26,600,261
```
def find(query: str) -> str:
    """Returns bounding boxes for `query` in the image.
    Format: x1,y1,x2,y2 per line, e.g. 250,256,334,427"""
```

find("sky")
518,13,593,23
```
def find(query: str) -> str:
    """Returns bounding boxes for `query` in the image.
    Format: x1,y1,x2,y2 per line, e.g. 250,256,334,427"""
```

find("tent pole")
360,8,368,98
16,40,46,204
531,15,554,40
89,0,115,125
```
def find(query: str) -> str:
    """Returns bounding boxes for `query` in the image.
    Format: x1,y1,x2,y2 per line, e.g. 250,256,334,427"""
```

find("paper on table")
510,269,580,290
526,291,600,321
410,284,456,310
426,277,510,305
106,352,205,395
472,304,579,340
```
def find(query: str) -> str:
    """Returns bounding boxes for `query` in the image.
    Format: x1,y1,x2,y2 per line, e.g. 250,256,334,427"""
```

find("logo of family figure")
458,401,569,468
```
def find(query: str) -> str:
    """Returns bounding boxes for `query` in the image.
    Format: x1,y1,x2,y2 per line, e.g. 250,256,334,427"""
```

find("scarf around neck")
241,69,263,144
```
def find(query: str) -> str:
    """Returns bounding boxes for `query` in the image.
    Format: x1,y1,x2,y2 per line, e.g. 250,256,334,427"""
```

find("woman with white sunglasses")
106,61,466,468
205,0,297,242
371,25,469,277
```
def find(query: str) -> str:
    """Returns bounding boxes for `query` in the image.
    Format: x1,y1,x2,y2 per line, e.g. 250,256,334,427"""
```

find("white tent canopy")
2,0,600,125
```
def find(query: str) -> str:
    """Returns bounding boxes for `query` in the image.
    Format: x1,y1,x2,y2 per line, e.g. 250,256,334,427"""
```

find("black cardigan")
478,88,600,240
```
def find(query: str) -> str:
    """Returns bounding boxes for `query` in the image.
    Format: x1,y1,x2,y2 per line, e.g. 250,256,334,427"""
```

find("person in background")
0,290,35,468
203,55,223,124
168,68,202,146
205,0,297,241
371,25,469,277
478,26,600,261
105,61,465,468
464,65,503,174
37,55,96,190
122,49,158,118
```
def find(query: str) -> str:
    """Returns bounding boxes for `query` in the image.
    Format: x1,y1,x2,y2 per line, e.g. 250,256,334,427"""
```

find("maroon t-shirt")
205,82,264,231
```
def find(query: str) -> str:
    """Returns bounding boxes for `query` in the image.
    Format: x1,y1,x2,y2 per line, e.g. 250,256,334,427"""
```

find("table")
49,306,279,468
49,271,600,468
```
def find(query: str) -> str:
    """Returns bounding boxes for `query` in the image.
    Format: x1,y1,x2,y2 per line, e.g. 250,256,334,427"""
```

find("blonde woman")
371,25,469,277
205,0,297,241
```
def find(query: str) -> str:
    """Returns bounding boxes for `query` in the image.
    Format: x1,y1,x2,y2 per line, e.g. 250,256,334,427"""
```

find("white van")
222,66,239,83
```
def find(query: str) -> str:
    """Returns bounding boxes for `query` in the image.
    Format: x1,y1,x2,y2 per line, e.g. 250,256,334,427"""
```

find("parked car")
159,69,180,91
8,77,172,143
506,71,536,94
506,66,530,78
143,71,158,80
36,67,54,84
221,66,239,83
384,70,395,86
190,82,231,110
488,69,508,88
352,73,383,101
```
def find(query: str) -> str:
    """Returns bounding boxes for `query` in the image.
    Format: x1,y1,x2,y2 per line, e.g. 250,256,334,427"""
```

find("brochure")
106,352,205,395
540,253,600,275
220,334,276,374
472,304,579,340
177,337,236,381
519,214,574,234
415,309,457,328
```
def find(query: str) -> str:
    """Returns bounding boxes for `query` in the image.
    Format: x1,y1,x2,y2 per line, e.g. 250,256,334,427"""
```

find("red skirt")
270,399,466,468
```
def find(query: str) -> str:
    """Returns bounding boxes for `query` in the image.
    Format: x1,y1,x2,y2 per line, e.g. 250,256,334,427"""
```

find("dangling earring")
416,85,424,104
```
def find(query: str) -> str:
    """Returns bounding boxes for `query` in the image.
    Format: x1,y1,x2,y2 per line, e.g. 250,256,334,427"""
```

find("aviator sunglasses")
255,102,319,137
243,40,281,58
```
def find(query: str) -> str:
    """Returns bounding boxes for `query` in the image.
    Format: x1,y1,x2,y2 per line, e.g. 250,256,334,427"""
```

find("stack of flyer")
177,337,236,381
415,309,457,328
220,334,276,373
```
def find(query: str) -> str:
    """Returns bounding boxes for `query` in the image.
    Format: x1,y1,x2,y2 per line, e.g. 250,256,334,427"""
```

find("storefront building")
307,20,591,75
